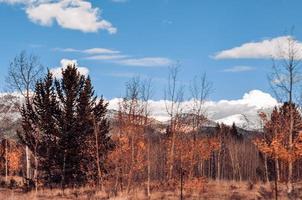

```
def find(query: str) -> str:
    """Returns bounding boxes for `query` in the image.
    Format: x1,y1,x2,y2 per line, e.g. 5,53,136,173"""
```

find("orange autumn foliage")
254,103,302,162
8,148,22,172
0,140,22,175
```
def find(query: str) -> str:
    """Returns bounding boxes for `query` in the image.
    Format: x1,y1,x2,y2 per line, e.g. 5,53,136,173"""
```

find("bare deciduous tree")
139,78,153,198
189,73,212,179
118,77,146,193
7,51,44,101
164,65,184,179
6,51,43,182
190,73,212,121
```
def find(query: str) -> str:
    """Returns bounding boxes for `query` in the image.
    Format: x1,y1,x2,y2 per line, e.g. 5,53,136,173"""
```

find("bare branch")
6,51,44,101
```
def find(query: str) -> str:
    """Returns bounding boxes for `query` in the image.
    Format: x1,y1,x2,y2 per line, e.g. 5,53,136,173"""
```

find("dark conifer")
18,65,113,188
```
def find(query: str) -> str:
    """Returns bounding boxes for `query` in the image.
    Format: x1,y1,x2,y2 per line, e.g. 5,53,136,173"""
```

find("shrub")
9,179,18,189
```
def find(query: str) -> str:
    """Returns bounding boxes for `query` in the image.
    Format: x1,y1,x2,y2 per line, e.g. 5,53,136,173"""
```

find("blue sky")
0,0,301,100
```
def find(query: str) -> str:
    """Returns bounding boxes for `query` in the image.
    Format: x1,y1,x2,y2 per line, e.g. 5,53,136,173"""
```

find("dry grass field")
0,180,301,200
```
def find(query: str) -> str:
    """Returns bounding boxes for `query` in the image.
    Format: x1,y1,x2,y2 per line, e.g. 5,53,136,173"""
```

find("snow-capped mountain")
210,90,278,130
108,90,278,130
0,93,22,122
0,89,278,131
215,113,262,130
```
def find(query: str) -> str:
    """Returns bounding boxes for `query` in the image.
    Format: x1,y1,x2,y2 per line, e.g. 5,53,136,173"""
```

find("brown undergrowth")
1,180,302,200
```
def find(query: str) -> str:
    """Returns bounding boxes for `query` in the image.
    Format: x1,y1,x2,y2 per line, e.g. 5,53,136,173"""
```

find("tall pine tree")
19,65,113,188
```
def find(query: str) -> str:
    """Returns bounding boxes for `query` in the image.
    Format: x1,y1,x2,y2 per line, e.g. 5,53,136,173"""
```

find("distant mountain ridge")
0,90,278,134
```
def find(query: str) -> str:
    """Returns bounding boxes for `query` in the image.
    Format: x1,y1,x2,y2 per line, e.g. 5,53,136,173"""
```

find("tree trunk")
200,161,203,177
237,159,242,182
288,162,293,193
168,128,176,179
94,120,102,190
264,155,269,183
114,166,119,195
34,154,38,194
127,134,135,193
275,163,278,200
5,139,8,183
217,150,221,180
275,159,280,182
287,66,294,194
180,166,183,200
288,104,294,194
229,152,235,180
126,170,133,193
147,138,151,199
26,146,30,180
61,152,66,190
189,139,195,180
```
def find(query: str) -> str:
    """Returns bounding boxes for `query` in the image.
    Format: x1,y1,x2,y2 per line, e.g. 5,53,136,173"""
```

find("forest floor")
0,180,300,200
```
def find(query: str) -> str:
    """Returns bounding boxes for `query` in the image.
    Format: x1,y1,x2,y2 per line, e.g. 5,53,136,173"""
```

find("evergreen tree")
55,65,85,187
18,71,60,186
230,123,243,140
19,65,113,188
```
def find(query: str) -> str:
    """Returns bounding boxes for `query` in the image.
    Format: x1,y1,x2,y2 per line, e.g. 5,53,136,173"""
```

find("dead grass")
0,180,301,200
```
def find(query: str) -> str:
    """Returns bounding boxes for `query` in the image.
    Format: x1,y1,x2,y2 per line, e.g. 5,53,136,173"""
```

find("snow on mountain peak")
107,90,278,130
0,90,278,131
212,90,278,129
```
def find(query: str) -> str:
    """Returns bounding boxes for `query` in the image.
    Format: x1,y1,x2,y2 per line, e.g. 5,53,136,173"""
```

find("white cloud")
50,59,89,78
1,0,117,33
55,46,174,67
108,90,278,129
85,54,129,60
83,48,119,54
223,66,255,73
53,48,79,52
84,55,173,67
56,47,174,67
114,57,174,67
54,47,120,54
214,36,302,60
0,0,36,4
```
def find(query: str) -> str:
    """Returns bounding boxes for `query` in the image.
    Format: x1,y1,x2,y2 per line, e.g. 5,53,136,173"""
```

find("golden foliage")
8,148,22,172
184,177,207,193
254,103,302,162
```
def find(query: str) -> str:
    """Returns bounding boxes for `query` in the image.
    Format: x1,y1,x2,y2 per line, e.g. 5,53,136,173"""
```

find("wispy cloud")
223,66,255,73
85,54,129,60
0,0,34,4
113,57,174,67
56,46,174,67
53,48,79,53
0,0,117,33
213,36,302,60
83,48,120,54
54,47,120,54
